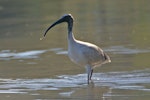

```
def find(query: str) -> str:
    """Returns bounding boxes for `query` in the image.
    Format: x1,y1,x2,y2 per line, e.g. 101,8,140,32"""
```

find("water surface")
0,0,150,100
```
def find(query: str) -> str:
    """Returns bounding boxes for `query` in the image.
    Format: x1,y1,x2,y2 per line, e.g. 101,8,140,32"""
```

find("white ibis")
42,14,111,84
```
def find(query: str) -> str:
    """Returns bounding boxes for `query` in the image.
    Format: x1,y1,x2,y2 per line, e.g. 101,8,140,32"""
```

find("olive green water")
0,0,150,100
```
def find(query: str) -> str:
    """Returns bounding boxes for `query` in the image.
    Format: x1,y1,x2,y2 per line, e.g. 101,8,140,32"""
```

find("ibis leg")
86,65,92,84
89,69,93,80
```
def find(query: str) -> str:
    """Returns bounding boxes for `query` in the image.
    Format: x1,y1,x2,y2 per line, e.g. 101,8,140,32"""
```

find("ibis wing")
79,43,106,66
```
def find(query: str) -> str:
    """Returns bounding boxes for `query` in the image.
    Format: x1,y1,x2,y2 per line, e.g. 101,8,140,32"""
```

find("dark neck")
67,19,75,42
67,20,73,34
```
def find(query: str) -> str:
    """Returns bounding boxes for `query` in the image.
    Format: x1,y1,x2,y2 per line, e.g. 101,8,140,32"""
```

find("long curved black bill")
40,16,66,40
40,19,63,40
40,20,60,40
44,21,58,37
44,18,65,37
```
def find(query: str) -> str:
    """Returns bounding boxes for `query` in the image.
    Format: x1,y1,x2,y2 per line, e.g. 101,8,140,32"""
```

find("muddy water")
0,0,150,100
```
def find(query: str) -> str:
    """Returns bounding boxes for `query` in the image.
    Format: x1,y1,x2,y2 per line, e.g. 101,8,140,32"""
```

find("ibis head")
44,14,74,37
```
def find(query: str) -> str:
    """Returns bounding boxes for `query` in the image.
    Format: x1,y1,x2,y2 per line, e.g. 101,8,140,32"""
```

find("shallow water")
0,0,150,100
0,69,150,99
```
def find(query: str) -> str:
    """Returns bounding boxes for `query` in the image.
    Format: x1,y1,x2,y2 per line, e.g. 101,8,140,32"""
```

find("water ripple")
0,69,149,94
0,46,149,61
0,49,47,60
105,46,150,54
0,48,67,61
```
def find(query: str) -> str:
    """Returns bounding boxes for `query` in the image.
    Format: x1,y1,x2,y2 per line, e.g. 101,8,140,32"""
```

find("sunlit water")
0,0,150,100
